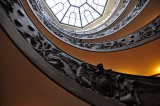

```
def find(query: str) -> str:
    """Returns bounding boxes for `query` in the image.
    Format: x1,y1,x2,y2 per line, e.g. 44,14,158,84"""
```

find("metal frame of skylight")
45,0,108,28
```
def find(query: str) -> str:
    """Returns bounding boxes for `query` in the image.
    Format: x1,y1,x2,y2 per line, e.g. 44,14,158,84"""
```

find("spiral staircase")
0,0,160,106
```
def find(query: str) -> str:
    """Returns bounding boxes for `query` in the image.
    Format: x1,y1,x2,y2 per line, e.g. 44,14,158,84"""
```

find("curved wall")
0,28,89,106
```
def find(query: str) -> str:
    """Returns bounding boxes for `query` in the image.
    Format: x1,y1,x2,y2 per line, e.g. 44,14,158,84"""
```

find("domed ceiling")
45,0,108,28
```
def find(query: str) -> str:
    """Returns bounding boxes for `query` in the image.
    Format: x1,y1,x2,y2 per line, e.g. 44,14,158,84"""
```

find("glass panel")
62,17,69,24
97,6,104,14
75,20,81,27
69,18,76,25
82,18,88,27
46,0,55,7
87,15,94,23
92,12,100,19
56,12,64,20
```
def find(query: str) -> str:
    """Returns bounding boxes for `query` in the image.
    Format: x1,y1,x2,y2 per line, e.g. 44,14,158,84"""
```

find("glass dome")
45,0,108,28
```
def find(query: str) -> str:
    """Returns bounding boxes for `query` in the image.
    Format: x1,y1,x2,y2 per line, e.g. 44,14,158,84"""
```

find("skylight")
45,0,108,28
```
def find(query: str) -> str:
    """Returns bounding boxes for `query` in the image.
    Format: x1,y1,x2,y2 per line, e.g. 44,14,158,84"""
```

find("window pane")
75,20,81,27
46,0,55,7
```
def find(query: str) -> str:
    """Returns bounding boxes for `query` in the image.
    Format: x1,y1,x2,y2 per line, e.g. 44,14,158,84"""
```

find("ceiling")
45,0,108,28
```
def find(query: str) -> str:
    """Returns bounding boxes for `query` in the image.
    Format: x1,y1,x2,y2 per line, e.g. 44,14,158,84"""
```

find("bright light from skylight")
45,0,108,28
